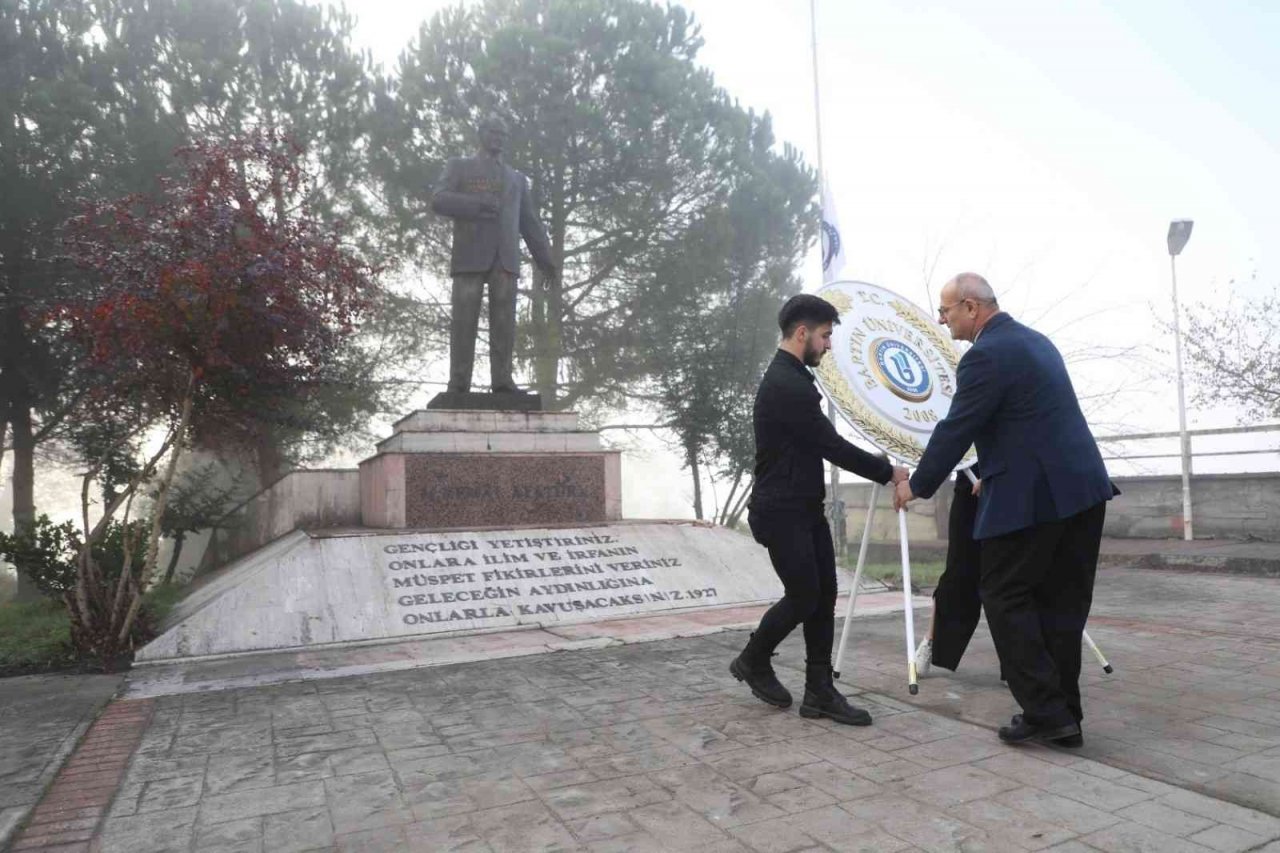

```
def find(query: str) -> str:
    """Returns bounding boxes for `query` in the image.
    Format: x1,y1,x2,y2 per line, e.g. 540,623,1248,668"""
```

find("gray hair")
953,272,998,307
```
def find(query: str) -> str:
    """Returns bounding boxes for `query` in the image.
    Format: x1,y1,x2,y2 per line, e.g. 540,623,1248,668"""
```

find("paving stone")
327,745,392,776
204,752,276,795
1115,800,1215,837
995,788,1123,835
977,754,1155,812
402,814,490,852
640,716,745,756
523,769,599,793
948,798,1077,850
1198,772,1280,817
764,784,837,814
745,771,808,797
726,816,820,853
541,776,672,822
1082,820,1218,853
333,823,410,852
1185,823,1268,852
262,806,335,853
901,764,1021,808
325,769,414,835
401,777,480,821
647,762,787,826
893,734,1010,770
784,803,913,852
840,796,1002,852
276,728,379,757
392,752,492,787
127,755,210,783
98,805,198,853
467,799,581,852
199,781,326,824
567,812,639,842
274,750,336,785
624,799,730,848
787,732,900,772
1157,788,1280,837
137,773,204,813
850,756,932,783
705,743,824,781
193,816,263,852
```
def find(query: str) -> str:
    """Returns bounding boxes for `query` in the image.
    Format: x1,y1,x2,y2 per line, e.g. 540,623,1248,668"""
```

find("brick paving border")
8,699,154,853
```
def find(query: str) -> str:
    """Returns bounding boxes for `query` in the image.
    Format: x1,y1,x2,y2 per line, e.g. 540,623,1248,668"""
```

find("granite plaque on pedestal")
405,454,606,528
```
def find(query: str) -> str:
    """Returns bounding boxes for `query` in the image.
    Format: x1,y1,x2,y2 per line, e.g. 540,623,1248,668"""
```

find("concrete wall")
202,469,361,571
1106,473,1280,541
142,523,786,662
835,480,950,546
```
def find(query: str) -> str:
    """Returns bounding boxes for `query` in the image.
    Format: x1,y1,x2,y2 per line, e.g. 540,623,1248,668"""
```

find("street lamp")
1167,219,1194,541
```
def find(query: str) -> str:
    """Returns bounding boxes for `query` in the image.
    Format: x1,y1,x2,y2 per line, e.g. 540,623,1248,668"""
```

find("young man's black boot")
730,634,792,708
799,664,872,725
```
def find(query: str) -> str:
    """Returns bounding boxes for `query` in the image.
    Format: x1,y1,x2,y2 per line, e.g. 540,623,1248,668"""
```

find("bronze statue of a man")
431,114,557,394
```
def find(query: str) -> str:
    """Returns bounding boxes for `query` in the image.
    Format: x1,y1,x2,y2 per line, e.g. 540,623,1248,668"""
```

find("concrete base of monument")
123,584,922,699
137,520,902,665
132,519,928,689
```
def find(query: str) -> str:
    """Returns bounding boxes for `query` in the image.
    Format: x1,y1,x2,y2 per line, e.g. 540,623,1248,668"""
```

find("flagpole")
810,0,826,183
811,0,843,553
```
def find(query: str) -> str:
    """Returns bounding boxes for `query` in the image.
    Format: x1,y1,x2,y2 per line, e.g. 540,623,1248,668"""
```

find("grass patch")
0,598,76,675
0,583,191,677
847,561,946,589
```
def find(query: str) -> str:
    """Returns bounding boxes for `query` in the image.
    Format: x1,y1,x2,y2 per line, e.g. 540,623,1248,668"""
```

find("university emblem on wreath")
870,338,932,402
811,280,976,469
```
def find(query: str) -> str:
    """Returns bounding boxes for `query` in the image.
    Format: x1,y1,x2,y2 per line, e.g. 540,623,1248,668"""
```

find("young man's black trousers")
746,508,838,666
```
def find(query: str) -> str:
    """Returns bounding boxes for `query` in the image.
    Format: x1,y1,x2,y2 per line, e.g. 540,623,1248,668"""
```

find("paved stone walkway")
10,566,1280,853
858,566,1280,818
0,673,121,846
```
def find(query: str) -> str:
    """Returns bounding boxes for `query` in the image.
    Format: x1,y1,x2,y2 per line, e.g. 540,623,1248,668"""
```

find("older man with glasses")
895,273,1116,748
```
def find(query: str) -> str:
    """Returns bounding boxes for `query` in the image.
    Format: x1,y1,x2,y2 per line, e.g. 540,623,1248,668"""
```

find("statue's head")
477,112,510,157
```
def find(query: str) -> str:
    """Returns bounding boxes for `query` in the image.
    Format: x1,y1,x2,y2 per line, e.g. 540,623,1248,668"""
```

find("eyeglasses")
938,297,993,320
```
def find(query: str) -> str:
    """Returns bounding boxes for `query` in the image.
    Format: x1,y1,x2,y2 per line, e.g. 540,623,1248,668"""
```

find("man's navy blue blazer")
909,313,1115,540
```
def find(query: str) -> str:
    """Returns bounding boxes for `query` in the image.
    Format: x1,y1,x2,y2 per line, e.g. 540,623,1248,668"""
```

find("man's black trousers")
980,501,1107,728
746,508,838,666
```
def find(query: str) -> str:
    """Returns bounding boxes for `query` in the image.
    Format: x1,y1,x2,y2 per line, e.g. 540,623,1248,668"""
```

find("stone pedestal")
426,390,543,411
360,410,621,529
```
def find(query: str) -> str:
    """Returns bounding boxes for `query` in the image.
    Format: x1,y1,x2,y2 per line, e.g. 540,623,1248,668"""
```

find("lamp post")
1167,219,1194,541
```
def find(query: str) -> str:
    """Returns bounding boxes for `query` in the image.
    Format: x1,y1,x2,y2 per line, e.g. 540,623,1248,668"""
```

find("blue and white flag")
820,181,846,283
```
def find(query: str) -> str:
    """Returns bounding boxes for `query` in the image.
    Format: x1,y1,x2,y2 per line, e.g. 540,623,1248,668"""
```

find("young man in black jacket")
731,294,908,725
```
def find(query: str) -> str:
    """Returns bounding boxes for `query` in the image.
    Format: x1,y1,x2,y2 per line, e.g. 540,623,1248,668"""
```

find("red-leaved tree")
58,132,376,663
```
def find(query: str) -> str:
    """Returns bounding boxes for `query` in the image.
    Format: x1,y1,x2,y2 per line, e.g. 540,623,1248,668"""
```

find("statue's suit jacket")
431,156,554,275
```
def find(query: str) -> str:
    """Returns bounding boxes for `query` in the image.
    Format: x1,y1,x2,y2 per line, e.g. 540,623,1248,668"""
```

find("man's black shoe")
1008,714,1083,748
730,655,792,708
798,665,872,726
998,716,1080,745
